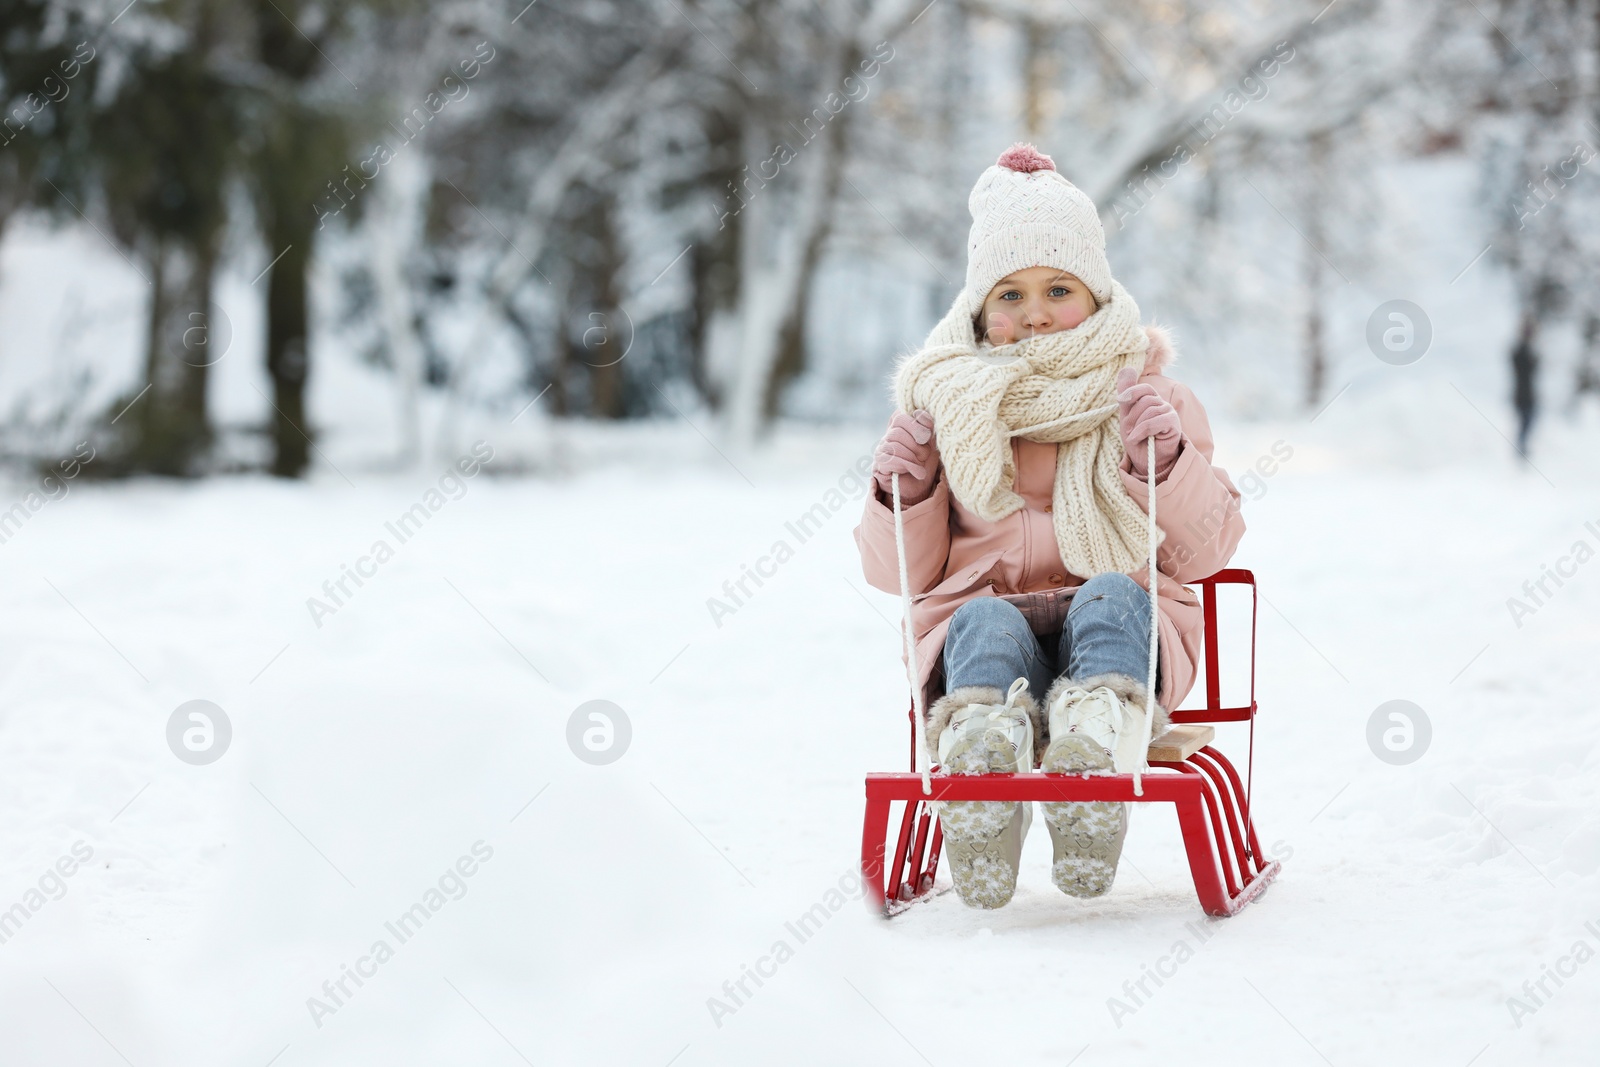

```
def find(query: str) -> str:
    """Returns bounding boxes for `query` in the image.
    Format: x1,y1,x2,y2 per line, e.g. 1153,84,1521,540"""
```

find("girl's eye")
1000,291,1021,301
1050,286,1069,297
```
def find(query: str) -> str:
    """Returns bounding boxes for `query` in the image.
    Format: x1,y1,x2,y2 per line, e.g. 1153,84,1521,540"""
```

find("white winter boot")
927,677,1042,909
1038,673,1167,898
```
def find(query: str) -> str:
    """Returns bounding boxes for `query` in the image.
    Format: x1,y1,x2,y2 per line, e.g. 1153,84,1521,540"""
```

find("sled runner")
861,568,1279,918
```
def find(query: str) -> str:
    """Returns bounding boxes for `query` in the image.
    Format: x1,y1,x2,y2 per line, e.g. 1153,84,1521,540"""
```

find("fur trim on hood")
1142,324,1178,375
925,684,1047,768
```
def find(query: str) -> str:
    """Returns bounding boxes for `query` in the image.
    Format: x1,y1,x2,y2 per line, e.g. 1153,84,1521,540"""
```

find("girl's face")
978,266,1098,345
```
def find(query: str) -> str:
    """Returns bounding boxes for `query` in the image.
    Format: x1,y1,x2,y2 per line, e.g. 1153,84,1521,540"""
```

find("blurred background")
3,2,1599,1065
2,0,1597,473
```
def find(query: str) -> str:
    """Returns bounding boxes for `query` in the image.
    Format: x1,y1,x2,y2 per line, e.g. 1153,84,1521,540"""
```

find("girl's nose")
1022,301,1051,332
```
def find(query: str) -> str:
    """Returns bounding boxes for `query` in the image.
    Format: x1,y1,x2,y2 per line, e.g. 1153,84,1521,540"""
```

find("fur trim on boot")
1042,671,1170,742
925,685,1047,768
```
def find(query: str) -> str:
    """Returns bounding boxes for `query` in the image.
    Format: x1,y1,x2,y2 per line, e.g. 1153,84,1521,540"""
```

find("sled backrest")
1168,568,1258,724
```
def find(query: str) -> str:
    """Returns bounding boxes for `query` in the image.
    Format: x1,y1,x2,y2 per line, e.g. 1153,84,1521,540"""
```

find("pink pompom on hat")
963,141,1112,318
994,142,1056,172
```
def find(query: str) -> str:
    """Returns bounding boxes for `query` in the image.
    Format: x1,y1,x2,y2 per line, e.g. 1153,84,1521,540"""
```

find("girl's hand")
872,410,940,505
1115,367,1181,479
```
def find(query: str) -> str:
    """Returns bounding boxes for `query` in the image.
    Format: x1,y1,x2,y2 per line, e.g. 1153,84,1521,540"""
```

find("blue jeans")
942,573,1161,703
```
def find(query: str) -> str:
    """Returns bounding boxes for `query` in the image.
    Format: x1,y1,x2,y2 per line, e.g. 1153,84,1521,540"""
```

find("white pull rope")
1134,434,1157,797
891,471,934,796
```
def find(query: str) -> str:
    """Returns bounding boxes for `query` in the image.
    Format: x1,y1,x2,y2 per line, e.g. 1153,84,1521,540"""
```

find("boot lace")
953,677,1032,743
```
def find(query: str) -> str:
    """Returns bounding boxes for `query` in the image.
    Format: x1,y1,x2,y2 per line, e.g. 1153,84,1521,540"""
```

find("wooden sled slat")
1147,724,1214,763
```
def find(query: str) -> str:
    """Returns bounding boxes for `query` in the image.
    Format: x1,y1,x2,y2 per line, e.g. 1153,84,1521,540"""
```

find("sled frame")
862,568,1279,918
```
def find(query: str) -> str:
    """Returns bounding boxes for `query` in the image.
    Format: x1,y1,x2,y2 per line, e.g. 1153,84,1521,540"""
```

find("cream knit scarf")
893,277,1164,578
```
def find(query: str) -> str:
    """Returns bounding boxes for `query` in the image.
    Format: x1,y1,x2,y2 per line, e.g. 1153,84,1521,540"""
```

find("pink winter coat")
854,327,1246,716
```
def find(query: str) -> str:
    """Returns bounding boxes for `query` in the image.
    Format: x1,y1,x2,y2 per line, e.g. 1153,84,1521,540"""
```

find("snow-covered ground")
3,150,1599,1063
0,405,1597,1066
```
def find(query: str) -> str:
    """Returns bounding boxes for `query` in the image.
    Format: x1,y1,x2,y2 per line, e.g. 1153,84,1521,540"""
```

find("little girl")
854,143,1247,909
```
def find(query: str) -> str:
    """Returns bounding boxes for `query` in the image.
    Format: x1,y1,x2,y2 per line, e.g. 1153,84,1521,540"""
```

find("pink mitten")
872,410,939,505
1115,367,1181,479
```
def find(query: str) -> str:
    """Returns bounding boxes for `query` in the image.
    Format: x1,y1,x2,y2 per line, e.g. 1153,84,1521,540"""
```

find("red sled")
861,568,1279,918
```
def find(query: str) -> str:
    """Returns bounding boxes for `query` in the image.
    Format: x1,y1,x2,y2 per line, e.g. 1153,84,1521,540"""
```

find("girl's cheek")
983,311,1015,344
1059,305,1088,329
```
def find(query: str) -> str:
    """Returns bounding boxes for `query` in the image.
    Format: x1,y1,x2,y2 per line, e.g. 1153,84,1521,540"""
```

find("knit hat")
963,142,1111,319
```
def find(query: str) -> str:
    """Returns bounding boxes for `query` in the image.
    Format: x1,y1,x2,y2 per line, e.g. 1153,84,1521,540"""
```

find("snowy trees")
1464,0,1600,455
428,0,927,446
238,1,374,478
3,0,417,475
4,0,1599,471
84,6,253,475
